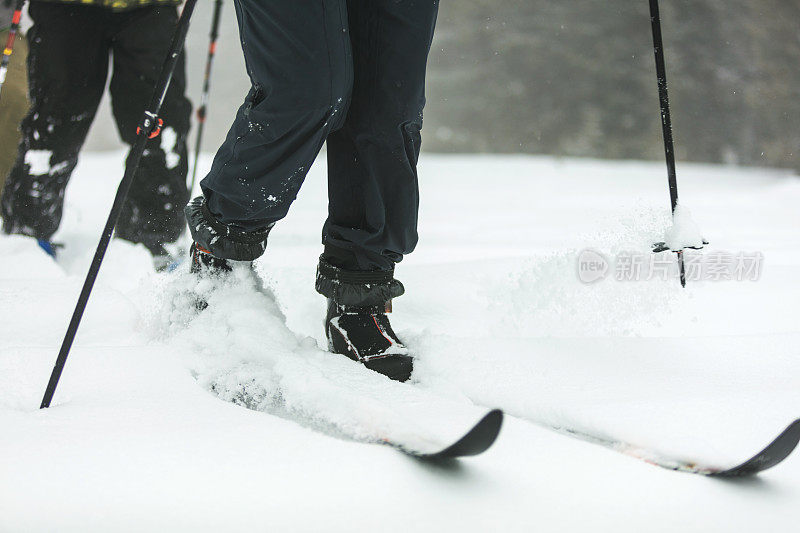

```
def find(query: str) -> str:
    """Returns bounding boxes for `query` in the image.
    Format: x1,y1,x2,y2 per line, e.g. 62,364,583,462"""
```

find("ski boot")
315,257,411,382
189,241,232,275
37,239,61,259
188,242,233,310
184,196,273,310
325,299,413,382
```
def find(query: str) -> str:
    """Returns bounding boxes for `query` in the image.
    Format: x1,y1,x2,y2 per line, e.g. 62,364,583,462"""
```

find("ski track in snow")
1,151,799,531
136,264,488,455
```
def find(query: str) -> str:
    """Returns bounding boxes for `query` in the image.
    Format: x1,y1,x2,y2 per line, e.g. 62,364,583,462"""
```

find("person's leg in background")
1,3,109,246
108,5,192,266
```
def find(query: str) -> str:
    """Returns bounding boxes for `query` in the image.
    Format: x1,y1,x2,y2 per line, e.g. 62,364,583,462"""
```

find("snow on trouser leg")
316,257,412,382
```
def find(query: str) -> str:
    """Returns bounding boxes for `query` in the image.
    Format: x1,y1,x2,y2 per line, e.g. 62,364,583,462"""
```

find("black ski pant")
0,2,191,255
200,0,438,271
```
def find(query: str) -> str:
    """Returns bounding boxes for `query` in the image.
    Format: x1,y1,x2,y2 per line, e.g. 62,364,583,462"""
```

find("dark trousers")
1,2,191,254
201,0,438,271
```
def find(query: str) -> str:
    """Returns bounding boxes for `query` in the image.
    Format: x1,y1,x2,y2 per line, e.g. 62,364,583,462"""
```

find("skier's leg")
108,5,192,258
187,0,352,261
0,3,109,241
322,0,439,272
316,0,439,382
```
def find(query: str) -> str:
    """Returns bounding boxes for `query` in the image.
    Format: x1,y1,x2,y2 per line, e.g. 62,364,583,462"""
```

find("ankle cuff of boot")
315,257,404,306
184,196,273,261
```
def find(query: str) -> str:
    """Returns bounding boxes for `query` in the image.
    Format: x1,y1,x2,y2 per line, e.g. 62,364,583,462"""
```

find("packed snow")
1,152,799,531
664,203,706,250
23,149,52,176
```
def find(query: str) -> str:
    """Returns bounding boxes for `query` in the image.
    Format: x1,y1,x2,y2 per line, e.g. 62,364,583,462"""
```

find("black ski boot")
183,196,273,308
189,241,232,275
189,242,232,310
325,299,413,382
315,257,411,382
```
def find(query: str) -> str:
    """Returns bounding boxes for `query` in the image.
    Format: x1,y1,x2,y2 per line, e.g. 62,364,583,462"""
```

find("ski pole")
40,0,199,409
648,0,686,287
0,0,26,103
189,0,223,193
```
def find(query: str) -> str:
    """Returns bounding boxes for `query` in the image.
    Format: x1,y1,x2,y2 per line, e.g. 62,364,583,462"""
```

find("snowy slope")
1,152,799,532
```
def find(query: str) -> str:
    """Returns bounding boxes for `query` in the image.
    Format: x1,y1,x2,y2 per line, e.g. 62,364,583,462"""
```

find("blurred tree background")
424,0,800,169
86,0,800,170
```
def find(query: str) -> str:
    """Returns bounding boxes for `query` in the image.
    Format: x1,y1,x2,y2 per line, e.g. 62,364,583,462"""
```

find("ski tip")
711,418,800,478
482,408,505,432
418,409,504,460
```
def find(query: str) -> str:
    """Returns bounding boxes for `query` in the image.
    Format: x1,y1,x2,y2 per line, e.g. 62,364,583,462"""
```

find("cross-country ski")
2,1,799,531
554,418,800,477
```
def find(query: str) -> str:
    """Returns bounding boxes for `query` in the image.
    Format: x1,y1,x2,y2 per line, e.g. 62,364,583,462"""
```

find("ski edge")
555,417,800,478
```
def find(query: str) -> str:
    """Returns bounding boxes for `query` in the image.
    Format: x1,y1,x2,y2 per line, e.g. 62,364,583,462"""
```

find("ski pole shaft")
648,0,678,213
40,0,199,409
648,0,686,286
189,0,223,193
0,0,26,102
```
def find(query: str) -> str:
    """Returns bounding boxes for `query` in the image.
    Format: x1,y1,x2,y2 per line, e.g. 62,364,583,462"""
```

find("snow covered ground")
2,152,799,531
